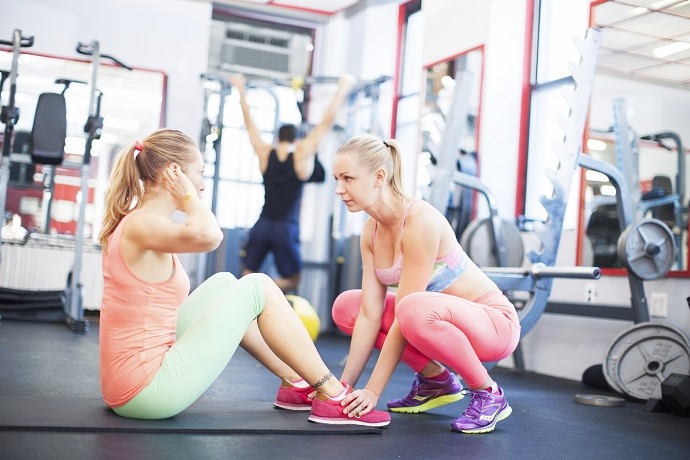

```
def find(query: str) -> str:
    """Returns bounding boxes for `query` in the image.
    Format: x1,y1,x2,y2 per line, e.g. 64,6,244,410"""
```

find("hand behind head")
163,163,197,210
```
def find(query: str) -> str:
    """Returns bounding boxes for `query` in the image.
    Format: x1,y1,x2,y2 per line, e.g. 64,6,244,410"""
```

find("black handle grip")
0,35,34,47
55,78,88,86
75,43,133,71
101,53,133,71
76,42,93,56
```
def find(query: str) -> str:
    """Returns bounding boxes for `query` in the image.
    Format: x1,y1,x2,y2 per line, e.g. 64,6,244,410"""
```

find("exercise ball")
285,295,320,342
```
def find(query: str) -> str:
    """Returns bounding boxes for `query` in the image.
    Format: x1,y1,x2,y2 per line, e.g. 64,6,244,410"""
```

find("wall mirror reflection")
580,0,690,275
0,48,166,240
418,47,483,242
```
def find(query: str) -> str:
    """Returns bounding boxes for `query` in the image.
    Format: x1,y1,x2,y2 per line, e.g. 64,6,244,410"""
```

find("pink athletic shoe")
307,384,391,427
274,381,314,411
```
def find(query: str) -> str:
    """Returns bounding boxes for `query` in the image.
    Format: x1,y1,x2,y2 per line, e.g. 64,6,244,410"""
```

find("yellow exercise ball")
286,294,320,342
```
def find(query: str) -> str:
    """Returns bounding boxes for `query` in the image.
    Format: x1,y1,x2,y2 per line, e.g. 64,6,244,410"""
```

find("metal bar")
67,40,101,333
612,98,642,218
628,275,650,323
428,70,472,212
483,263,601,279
578,153,634,230
532,75,574,91
452,171,508,266
487,275,536,292
0,30,26,267
544,301,636,321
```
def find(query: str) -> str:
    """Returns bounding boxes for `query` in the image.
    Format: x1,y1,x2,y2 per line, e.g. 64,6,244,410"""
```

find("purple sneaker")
387,372,464,413
451,387,512,434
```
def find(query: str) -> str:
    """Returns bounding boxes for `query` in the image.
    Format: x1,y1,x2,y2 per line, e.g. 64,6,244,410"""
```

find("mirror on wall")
418,47,483,240
0,48,166,240
580,0,690,274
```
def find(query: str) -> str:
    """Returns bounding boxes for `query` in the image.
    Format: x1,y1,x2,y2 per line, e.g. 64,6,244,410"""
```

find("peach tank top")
99,211,190,408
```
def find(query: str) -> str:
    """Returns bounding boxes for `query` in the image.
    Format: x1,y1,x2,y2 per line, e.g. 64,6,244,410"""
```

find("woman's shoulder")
122,210,172,237
407,199,445,225
361,216,376,236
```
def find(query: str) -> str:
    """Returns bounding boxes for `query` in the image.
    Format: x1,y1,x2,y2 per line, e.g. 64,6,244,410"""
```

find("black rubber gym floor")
1,315,689,460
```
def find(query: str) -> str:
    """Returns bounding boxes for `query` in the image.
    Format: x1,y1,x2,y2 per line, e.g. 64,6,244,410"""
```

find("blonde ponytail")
98,129,199,252
98,145,143,251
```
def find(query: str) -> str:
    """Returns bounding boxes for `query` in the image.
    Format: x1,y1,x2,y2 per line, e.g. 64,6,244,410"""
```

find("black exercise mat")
0,396,382,435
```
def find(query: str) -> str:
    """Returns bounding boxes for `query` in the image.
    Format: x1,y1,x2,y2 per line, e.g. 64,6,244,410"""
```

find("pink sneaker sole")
273,401,312,411
307,386,391,428
307,413,391,427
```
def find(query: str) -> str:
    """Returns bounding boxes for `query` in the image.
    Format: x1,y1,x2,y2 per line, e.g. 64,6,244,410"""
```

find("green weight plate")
603,322,690,401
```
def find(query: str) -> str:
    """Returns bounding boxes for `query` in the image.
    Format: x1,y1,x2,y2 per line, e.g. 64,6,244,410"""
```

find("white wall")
423,0,526,219
0,0,212,140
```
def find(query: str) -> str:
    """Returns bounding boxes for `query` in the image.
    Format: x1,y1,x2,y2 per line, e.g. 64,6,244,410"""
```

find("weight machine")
579,98,689,401
59,41,130,332
428,29,604,370
0,35,131,333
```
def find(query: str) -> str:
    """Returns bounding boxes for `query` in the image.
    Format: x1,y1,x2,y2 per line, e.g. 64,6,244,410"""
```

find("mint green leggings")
113,272,265,419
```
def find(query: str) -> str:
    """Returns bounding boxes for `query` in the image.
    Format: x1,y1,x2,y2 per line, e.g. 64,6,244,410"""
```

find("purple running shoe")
387,372,464,413
450,387,512,434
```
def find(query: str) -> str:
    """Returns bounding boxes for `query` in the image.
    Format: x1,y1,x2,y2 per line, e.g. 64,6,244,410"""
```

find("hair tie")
382,141,389,148
133,141,143,159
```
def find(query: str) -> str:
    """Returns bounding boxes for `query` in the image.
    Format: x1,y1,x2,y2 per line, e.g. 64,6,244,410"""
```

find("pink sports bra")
373,202,468,292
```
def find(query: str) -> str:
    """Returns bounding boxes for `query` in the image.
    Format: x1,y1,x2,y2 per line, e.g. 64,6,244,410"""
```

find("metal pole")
428,70,472,213
67,41,102,333
1,30,33,262
205,82,228,278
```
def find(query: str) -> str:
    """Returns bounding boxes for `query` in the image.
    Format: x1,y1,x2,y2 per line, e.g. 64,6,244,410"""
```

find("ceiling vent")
208,20,312,80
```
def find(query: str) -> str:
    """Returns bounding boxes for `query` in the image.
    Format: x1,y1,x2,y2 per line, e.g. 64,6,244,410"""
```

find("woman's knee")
204,272,238,286
332,289,362,331
395,292,430,331
239,272,274,303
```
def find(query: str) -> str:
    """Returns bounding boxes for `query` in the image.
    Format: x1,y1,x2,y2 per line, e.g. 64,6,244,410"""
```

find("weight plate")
603,322,690,401
617,218,676,280
573,394,625,407
460,218,524,267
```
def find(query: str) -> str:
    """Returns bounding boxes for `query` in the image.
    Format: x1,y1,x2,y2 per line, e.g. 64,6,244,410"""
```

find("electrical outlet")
585,283,596,303
650,292,668,318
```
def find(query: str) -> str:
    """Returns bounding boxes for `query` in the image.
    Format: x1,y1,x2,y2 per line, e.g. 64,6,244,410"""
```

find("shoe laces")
460,389,491,419
406,373,441,397
406,375,424,396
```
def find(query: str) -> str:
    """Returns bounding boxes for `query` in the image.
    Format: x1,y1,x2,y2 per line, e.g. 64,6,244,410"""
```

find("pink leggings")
332,289,521,388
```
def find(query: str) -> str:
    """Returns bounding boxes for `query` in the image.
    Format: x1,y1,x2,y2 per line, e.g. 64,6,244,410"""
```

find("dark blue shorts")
242,217,301,277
